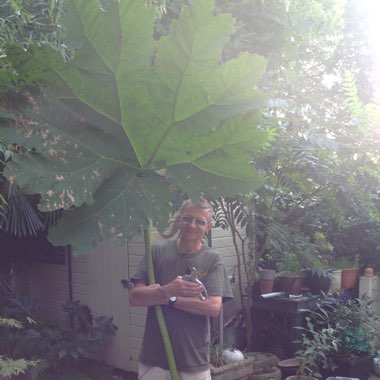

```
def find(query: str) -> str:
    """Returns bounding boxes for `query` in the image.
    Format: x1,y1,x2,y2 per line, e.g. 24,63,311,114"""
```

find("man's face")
179,205,212,243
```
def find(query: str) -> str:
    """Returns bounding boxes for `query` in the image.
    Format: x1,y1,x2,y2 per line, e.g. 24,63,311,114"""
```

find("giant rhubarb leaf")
2,0,268,254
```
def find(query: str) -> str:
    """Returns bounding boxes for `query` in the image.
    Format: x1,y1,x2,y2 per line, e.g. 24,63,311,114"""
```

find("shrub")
1,297,117,379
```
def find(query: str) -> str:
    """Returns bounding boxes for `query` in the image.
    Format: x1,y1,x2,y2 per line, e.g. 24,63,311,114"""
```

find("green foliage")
0,0,70,90
0,317,38,378
1,297,117,379
1,120,62,237
298,320,340,377
330,255,359,270
1,0,269,254
209,344,226,368
298,291,380,377
0,0,66,51
211,195,256,350
276,251,305,276
211,0,380,274
0,356,39,379
0,317,22,329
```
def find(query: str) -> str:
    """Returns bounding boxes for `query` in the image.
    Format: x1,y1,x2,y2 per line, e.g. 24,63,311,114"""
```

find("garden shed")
13,227,240,373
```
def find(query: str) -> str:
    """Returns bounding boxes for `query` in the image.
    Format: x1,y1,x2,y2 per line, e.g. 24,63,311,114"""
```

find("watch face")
169,296,177,302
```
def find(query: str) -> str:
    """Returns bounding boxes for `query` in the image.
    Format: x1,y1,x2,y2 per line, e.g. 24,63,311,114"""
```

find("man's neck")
176,239,202,254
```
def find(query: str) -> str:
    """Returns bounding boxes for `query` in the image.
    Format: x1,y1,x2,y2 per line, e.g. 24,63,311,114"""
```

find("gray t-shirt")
131,239,233,372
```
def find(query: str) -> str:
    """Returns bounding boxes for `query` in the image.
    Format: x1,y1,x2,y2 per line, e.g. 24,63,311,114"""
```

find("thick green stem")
144,228,179,380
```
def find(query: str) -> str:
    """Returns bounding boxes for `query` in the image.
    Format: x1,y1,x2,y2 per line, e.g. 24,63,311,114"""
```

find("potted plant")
331,255,359,290
297,290,380,380
277,251,305,296
304,233,333,295
305,266,332,295
209,338,280,380
258,268,276,295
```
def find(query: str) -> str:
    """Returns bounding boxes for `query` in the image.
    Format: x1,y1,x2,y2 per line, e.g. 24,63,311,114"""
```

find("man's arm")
129,280,222,317
129,276,203,306
129,283,167,306
172,295,222,317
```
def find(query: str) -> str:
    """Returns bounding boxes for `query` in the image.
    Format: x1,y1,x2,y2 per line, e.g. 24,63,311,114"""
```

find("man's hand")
162,276,204,298
129,277,202,307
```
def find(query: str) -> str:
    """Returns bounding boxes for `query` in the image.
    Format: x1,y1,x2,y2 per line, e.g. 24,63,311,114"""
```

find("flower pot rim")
278,357,305,367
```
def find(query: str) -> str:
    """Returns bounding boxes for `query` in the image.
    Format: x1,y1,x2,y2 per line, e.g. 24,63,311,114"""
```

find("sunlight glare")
364,0,380,87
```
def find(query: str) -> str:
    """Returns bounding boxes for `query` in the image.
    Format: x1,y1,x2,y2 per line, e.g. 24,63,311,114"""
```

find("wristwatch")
169,296,177,307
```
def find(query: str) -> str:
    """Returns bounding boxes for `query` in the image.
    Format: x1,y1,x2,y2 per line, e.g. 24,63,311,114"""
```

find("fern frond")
343,71,365,126
0,317,23,329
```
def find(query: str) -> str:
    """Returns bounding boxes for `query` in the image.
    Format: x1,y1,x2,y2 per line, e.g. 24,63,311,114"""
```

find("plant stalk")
144,228,179,380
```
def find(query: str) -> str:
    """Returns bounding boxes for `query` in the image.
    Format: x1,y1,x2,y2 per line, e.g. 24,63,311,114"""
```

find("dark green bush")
0,297,117,379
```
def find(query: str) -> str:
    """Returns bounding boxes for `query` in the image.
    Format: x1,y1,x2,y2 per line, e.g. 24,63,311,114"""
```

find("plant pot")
278,276,303,295
341,268,358,289
210,352,279,380
259,279,275,294
210,355,257,380
250,366,281,380
259,269,276,280
277,357,305,377
246,352,279,370
306,271,331,295
329,269,342,293
258,269,276,294
321,353,374,380
364,267,374,277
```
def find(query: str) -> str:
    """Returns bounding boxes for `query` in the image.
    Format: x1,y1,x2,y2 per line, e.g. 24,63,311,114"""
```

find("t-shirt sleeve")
203,254,233,301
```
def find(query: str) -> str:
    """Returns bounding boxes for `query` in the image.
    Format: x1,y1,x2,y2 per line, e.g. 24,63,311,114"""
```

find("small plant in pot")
258,268,276,294
331,255,359,289
297,290,380,380
209,331,280,379
277,251,305,296
305,232,334,295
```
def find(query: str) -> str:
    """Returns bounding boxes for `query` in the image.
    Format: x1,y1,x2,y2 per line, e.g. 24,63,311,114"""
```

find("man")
130,198,233,379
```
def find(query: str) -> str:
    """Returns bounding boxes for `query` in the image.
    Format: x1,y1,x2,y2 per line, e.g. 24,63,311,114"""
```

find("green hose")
144,228,179,380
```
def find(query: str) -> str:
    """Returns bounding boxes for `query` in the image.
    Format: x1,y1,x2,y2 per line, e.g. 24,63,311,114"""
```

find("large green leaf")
2,0,269,254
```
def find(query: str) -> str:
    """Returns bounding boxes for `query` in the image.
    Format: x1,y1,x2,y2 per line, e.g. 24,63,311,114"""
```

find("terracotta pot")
329,269,342,293
259,279,275,294
278,275,303,295
259,269,276,295
341,268,358,289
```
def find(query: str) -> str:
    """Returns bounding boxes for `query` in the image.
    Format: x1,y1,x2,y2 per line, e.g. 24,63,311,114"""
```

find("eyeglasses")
181,215,208,227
